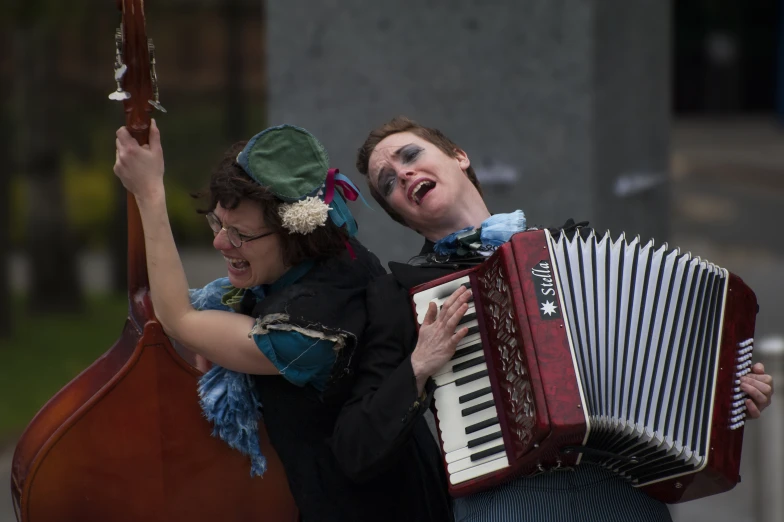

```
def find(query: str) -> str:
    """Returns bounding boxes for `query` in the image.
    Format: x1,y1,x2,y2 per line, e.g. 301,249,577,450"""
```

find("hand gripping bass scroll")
10,3,298,521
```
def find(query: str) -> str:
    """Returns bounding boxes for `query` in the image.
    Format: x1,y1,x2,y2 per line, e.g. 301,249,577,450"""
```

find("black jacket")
330,239,464,522
237,239,440,522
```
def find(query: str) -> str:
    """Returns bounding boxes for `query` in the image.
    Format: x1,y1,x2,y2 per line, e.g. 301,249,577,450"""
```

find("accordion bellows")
411,228,757,503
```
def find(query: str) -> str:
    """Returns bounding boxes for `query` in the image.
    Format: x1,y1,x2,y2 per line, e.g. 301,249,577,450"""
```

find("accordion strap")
407,252,488,269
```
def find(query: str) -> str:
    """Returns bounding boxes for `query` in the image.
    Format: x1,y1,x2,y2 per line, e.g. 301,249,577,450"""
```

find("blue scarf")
433,210,527,256
190,281,268,477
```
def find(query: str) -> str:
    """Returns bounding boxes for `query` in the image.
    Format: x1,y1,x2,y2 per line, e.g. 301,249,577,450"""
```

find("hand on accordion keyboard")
411,285,473,394
741,362,774,419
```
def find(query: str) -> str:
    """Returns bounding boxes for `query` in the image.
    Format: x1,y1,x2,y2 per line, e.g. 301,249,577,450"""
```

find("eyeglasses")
206,212,274,248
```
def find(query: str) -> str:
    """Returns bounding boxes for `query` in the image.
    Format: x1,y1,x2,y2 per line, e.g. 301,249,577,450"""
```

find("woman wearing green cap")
113,120,453,521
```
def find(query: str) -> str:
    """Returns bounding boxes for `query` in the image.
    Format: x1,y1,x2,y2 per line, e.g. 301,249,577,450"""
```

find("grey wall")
267,0,670,266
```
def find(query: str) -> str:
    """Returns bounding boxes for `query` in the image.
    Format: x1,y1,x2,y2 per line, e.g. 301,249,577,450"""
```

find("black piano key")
457,310,477,326
452,343,483,361
470,444,506,462
456,369,489,387
467,430,503,448
461,400,494,417
456,325,480,338
438,283,474,310
459,386,493,404
452,356,486,374
465,416,499,435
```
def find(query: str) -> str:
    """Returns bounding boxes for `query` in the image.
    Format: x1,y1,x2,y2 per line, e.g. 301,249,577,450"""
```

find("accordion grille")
476,253,537,457
547,230,748,485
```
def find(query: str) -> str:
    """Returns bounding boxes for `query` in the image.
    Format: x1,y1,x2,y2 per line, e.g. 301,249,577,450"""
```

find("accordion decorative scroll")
410,229,757,503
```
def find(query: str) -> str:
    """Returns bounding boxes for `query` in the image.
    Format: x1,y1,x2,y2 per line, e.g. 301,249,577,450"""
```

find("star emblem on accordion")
540,300,558,316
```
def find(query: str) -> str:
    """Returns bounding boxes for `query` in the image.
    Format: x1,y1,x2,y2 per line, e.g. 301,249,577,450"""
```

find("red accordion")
410,229,757,503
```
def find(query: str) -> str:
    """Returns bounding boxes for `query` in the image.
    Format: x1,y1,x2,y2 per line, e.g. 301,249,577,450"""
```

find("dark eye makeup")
400,145,422,163
375,144,424,198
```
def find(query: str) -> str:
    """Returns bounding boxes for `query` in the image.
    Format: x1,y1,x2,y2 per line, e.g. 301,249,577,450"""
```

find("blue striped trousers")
452,464,673,522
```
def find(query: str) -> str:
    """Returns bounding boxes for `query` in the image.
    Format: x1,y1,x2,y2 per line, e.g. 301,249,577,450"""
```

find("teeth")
411,181,433,204
224,256,249,269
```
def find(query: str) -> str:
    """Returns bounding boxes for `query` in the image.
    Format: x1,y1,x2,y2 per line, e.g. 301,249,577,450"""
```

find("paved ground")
4,117,784,521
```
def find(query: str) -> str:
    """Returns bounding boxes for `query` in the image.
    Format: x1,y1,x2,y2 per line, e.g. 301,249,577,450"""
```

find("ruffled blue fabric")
190,280,268,477
189,267,333,477
198,366,267,476
433,210,527,255
189,278,266,311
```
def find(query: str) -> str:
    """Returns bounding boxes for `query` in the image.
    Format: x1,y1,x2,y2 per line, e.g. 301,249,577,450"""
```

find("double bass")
10,2,298,520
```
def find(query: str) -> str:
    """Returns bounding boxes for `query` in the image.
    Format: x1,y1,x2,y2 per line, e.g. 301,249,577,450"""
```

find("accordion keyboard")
413,276,511,485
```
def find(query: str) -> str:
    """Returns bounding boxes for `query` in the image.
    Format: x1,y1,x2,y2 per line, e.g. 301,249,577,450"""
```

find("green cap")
236,124,329,202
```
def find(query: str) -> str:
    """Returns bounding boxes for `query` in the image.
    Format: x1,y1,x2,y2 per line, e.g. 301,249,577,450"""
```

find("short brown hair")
198,141,347,266
355,116,483,227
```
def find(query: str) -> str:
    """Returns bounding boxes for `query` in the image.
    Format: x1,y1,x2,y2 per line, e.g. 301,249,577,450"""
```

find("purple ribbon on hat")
324,168,358,204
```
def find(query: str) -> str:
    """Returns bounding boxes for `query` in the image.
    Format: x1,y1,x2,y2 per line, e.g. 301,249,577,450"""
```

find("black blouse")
330,240,460,522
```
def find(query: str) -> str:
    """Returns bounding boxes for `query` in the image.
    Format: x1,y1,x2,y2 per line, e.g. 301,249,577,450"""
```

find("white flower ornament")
278,196,332,234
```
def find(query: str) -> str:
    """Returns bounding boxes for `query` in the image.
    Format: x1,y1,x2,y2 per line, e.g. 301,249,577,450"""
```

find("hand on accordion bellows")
411,286,472,394
742,362,774,419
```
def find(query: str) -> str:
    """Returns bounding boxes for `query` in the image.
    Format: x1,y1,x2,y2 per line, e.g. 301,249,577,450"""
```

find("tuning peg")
114,63,127,81
109,64,131,100
109,28,130,101
109,89,131,101
148,100,167,113
147,39,167,113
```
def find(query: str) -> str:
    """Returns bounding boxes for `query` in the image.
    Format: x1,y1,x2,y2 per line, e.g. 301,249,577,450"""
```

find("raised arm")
113,121,276,375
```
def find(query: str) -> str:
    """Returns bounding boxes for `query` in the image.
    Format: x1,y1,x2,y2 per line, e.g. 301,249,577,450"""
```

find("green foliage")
62,154,116,247
0,294,129,437
9,161,209,249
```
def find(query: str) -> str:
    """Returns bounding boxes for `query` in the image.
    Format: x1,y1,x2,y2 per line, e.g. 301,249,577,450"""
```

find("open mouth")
409,180,436,205
224,256,250,272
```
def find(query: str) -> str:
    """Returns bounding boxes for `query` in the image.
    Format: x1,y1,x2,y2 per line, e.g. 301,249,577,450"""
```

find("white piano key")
433,340,484,377
434,378,489,406
435,398,492,427
441,421,500,453
438,402,498,434
413,276,471,323
445,437,505,464
450,340,484,365
449,455,510,485
459,393,495,413
455,318,479,333
435,391,495,425
447,444,508,474
458,304,477,324
434,362,488,387
431,289,474,311
455,332,482,351
433,379,494,430
416,303,476,328
434,351,485,378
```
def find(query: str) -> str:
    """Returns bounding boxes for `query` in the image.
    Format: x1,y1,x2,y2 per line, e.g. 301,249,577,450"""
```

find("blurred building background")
1,0,783,520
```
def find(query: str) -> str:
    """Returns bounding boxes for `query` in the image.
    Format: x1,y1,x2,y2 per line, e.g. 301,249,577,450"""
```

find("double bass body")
11,321,297,521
